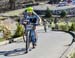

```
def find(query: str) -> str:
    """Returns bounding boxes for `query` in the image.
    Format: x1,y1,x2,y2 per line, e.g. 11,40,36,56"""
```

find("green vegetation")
70,52,75,58
57,22,69,31
0,25,11,40
45,7,52,18
0,22,24,42
70,22,75,31
12,23,24,38
3,26,11,40
0,8,26,42
60,10,67,18
50,22,75,31
68,51,75,58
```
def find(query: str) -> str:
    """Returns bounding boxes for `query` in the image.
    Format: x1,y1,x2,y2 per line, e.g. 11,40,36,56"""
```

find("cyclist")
42,18,47,32
21,7,39,53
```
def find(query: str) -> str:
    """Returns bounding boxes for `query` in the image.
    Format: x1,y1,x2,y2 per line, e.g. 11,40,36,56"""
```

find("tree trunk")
9,0,15,10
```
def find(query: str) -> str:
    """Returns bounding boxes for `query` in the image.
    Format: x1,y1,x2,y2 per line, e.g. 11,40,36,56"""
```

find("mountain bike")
23,21,37,54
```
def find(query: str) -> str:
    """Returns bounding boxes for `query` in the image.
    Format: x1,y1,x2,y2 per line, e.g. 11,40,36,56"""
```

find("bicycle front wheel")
25,31,30,53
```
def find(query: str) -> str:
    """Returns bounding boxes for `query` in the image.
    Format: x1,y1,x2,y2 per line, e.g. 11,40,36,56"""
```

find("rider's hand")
23,20,29,25
23,22,27,25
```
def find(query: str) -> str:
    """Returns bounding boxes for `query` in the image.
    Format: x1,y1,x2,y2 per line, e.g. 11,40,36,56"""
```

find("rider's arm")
20,11,28,25
20,17,25,25
36,16,40,25
20,14,27,25
33,12,40,25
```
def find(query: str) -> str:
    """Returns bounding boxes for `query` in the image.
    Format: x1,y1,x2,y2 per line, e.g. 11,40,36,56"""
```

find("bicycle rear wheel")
44,25,47,32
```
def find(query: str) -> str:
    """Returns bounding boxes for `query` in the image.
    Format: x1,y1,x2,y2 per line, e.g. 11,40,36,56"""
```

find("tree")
9,0,16,10
60,10,67,18
45,7,52,18
44,7,53,29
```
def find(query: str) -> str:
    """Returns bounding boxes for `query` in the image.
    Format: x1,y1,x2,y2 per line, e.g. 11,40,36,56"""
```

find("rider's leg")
30,30,36,48
34,30,37,46
33,26,38,45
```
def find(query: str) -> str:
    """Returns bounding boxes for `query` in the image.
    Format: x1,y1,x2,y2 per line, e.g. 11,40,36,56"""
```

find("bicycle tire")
25,31,30,53
44,25,47,32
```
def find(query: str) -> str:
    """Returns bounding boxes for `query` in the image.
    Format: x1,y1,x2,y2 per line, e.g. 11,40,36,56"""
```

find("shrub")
0,24,11,40
70,22,75,31
50,22,55,28
50,21,68,31
56,22,75,31
68,51,75,58
57,22,69,31
71,52,75,58
12,23,24,38
3,27,11,40
60,10,67,18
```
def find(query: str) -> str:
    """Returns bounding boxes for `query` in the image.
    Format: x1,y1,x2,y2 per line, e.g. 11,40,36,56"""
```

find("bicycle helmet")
26,7,33,13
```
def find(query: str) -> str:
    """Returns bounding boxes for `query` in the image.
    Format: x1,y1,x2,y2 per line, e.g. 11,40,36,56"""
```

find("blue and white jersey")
21,12,39,26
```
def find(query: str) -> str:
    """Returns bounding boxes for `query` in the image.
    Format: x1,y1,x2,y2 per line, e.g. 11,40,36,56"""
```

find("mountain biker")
42,18,47,32
21,7,39,49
